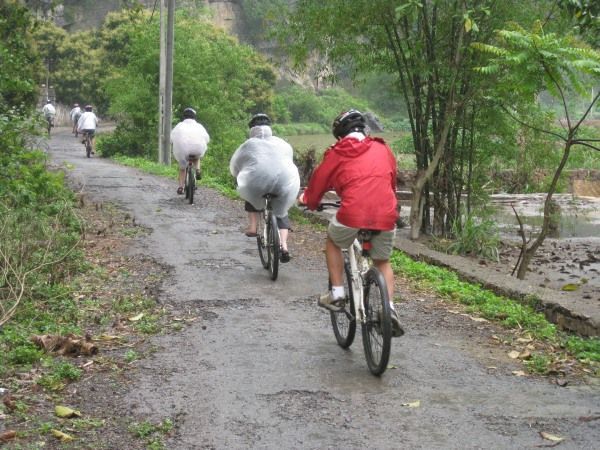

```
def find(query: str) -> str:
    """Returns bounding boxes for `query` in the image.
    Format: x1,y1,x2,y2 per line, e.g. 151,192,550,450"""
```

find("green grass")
108,154,239,200
111,155,178,179
390,250,600,368
37,361,83,391
129,418,173,449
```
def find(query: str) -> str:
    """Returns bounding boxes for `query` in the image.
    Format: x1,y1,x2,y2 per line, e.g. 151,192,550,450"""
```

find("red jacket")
304,135,398,230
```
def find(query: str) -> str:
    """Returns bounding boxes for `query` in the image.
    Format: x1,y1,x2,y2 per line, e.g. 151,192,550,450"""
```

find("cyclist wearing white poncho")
171,107,210,195
230,114,300,263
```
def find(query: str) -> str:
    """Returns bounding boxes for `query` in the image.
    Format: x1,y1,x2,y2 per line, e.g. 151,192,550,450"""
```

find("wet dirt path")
49,129,599,449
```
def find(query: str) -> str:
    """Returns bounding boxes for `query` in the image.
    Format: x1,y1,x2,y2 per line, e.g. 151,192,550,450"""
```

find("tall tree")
475,23,600,278
0,0,39,114
279,0,547,240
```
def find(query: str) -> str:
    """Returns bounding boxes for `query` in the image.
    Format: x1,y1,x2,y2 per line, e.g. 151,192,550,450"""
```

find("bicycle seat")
357,229,381,242
187,155,200,161
262,193,278,199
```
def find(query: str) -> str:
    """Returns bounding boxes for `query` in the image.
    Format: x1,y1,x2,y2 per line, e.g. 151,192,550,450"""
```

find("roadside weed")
124,349,139,363
445,215,500,262
525,354,552,374
129,418,173,449
37,361,82,391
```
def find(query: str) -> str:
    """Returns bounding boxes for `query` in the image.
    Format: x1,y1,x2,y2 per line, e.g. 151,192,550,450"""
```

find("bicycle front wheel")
257,211,269,269
267,212,279,281
362,267,392,376
329,259,356,348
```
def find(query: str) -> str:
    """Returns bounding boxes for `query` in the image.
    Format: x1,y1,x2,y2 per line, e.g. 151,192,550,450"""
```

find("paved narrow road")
49,129,599,449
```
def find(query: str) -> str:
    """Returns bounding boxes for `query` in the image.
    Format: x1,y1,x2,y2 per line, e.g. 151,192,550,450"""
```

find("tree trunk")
516,142,572,279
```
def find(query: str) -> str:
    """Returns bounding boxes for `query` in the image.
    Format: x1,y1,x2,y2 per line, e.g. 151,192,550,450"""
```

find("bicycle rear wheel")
187,165,195,204
362,267,392,376
267,212,279,281
329,258,356,348
257,211,269,269
184,166,190,199
85,136,91,158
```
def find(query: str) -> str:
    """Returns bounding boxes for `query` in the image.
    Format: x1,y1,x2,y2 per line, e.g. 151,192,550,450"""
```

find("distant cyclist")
77,105,99,154
299,109,403,336
42,100,55,129
171,107,210,195
230,113,300,263
69,103,82,136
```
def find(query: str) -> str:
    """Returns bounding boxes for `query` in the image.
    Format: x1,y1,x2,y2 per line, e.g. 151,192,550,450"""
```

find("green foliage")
390,250,600,367
390,251,556,338
38,361,82,391
446,215,500,262
273,85,372,127
525,353,552,374
558,0,600,46
0,0,39,114
475,23,600,102
101,9,274,185
272,122,328,135
129,418,173,449
565,336,600,362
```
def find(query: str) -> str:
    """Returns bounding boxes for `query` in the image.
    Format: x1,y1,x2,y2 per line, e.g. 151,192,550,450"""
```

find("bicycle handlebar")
316,201,341,211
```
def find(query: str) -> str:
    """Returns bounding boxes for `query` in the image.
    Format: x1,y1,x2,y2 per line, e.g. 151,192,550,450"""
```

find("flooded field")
490,193,600,239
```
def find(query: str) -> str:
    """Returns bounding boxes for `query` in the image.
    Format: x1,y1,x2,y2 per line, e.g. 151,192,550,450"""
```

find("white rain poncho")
171,119,210,166
230,125,300,218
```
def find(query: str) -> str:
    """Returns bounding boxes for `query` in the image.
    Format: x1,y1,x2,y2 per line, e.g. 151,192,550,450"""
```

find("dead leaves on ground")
31,333,98,357
55,405,81,418
0,430,17,443
51,429,75,442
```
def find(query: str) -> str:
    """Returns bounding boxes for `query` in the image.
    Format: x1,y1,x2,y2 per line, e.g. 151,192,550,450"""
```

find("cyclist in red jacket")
299,109,403,337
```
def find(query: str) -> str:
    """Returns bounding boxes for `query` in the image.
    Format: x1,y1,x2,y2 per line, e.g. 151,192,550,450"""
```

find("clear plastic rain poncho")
171,119,210,166
230,125,300,218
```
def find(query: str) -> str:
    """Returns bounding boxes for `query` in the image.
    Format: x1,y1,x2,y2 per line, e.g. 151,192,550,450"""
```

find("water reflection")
490,194,600,239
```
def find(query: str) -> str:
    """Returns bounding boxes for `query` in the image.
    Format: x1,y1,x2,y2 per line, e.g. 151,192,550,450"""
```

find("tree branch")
499,104,566,141
572,140,600,151
572,89,600,131
540,59,572,129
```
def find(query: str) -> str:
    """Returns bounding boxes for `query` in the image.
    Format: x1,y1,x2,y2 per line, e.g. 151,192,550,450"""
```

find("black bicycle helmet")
84,105,92,111
248,113,271,128
332,109,366,139
183,107,196,120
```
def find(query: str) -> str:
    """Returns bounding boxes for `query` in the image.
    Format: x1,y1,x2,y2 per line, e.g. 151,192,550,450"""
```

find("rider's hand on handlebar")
297,192,306,207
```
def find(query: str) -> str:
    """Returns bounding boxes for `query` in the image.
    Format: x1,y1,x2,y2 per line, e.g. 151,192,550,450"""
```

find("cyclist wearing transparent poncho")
230,114,300,263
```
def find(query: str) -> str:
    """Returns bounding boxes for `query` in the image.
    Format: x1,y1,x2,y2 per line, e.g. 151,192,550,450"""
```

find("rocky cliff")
40,0,245,36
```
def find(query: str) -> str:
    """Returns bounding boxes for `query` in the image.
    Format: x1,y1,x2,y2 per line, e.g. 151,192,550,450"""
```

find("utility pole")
158,0,175,165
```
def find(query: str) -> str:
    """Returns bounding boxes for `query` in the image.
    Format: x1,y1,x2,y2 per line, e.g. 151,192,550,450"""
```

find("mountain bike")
318,202,393,376
82,130,93,158
184,155,199,205
256,193,280,281
46,115,54,136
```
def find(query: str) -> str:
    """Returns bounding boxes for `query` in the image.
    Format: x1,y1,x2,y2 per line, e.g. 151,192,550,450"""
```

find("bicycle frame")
345,238,369,324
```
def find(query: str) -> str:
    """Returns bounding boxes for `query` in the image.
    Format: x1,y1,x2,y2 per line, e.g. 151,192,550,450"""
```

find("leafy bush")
273,85,373,127
446,215,500,262
101,9,273,185
0,1,39,115
272,122,328,135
